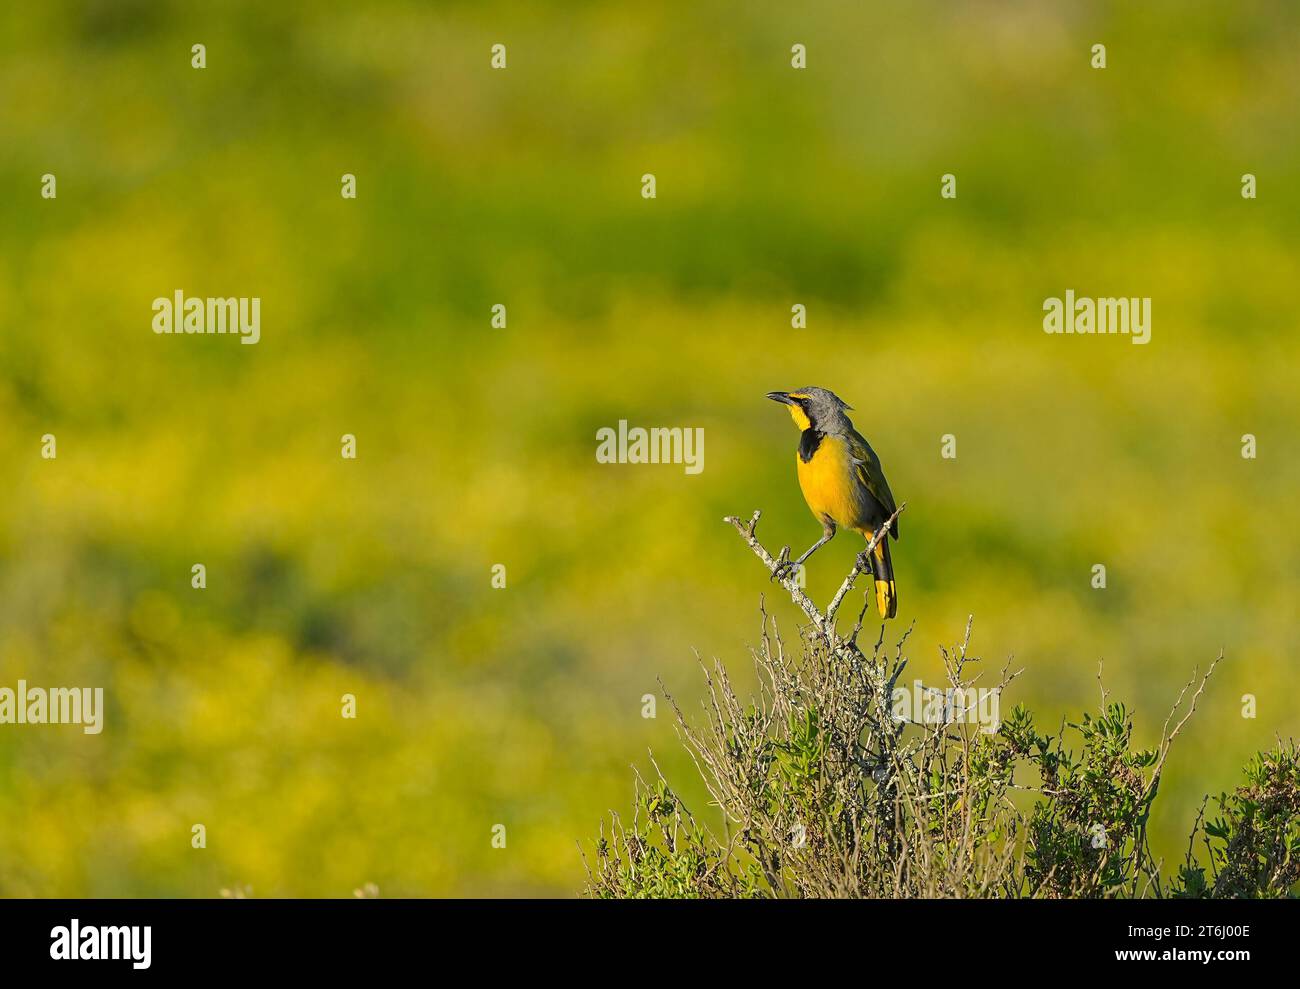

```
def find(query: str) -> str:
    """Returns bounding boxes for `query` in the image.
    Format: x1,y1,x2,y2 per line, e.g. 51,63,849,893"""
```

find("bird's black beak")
766,391,794,406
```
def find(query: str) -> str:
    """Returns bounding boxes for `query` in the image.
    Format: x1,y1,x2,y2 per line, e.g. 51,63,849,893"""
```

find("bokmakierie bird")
767,387,900,618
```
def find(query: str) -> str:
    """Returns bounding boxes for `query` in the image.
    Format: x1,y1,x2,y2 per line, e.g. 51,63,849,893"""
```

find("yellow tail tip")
874,579,897,619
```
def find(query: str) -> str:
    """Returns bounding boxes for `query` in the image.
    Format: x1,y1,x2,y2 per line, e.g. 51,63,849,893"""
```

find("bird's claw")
771,547,794,583
855,550,872,573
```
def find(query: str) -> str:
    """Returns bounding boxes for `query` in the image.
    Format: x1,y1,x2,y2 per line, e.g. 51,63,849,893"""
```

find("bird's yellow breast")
796,434,868,530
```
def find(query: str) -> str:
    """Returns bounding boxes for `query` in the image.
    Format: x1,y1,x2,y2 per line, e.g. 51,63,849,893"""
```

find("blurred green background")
1,0,1297,896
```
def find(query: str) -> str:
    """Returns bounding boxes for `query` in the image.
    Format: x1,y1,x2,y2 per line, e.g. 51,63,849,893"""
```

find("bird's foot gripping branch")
584,509,1299,899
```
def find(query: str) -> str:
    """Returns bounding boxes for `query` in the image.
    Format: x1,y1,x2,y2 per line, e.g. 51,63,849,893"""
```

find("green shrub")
583,511,1294,899
1175,741,1300,898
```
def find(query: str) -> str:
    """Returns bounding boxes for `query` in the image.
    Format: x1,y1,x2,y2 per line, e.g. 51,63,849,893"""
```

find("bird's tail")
866,534,898,619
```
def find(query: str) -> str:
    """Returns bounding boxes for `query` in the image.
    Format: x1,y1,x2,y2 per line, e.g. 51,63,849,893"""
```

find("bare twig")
826,503,906,622
722,510,850,655
723,503,906,656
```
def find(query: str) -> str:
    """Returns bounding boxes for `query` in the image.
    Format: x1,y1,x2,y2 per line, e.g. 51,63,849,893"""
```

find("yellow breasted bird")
766,386,900,618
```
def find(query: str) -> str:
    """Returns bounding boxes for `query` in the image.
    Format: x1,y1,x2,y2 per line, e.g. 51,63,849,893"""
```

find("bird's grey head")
766,386,854,433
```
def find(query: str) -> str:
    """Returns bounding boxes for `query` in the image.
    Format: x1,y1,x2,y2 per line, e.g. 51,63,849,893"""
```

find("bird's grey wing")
847,430,900,539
